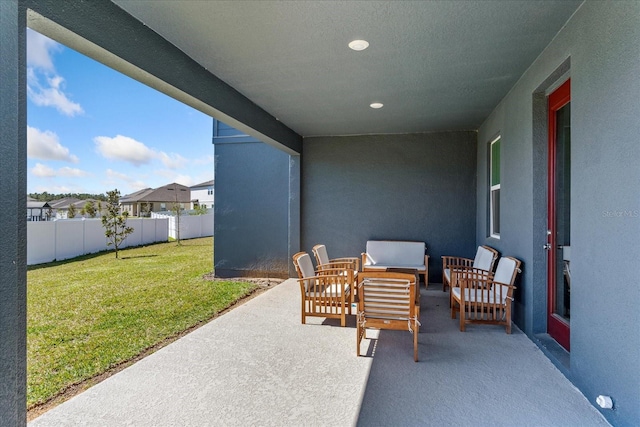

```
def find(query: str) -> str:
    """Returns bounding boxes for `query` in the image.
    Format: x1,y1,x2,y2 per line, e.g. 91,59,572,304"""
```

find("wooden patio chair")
312,244,360,271
450,256,522,333
312,244,359,302
292,251,351,327
441,245,498,291
356,271,420,362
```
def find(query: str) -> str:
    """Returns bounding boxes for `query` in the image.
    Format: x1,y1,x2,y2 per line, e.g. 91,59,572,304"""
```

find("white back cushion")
365,241,425,266
297,253,315,279
314,245,329,265
494,257,517,284
474,246,495,271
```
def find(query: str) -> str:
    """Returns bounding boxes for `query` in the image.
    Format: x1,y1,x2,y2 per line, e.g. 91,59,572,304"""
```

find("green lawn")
27,237,257,408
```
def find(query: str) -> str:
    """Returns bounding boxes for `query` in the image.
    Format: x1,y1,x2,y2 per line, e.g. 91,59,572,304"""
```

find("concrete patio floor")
29,279,609,426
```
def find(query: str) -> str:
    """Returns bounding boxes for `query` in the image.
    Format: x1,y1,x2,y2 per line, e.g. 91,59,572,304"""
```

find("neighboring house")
120,183,190,216
48,197,81,219
49,198,103,219
26,200,52,221
189,180,214,209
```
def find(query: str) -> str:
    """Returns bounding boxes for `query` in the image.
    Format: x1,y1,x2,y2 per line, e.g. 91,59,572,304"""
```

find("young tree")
67,203,77,219
139,202,150,218
171,183,186,245
171,200,182,246
101,189,134,259
83,201,97,218
192,204,208,215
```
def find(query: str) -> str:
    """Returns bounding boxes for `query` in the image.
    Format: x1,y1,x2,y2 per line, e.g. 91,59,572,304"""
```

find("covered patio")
2,1,639,426
29,280,608,426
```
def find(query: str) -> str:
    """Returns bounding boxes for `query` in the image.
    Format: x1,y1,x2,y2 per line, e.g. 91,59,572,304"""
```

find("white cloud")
96,135,191,170
95,135,156,166
27,74,84,117
58,166,90,177
27,126,79,163
35,185,74,194
192,155,215,166
158,152,188,169
155,169,197,187
31,163,56,178
31,162,90,178
106,169,130,181
26,29,84,117
105,169,148,193
26,29,60,71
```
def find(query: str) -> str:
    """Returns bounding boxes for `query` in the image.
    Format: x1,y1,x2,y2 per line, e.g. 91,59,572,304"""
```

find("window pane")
491,138,501,186
491,188,500,235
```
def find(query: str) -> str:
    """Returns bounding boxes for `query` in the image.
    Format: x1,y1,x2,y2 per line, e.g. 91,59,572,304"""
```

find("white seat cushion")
323,283,350,298
444,268,450,282
452,287,507,304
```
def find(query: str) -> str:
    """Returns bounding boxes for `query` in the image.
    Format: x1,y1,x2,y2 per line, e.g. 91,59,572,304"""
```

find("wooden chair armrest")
317,261,356,271
450,267,493,288
361,252,372,267
441,256,474,268
329,257,360,270
450,266,493,275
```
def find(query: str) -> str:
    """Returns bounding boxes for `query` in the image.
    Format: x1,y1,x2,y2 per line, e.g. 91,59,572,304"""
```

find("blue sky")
26,29,215,196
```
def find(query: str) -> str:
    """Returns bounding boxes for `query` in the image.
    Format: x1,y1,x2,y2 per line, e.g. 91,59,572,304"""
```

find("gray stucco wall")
476,2,640,425
0,1,27,425
213,141,294,278
302,132,477,282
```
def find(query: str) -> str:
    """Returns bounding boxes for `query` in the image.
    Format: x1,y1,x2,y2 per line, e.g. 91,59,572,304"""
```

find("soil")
26,275,285,421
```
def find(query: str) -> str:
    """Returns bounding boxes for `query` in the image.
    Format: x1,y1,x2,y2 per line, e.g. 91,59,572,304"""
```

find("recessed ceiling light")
370,102,384,109
348,39,369,51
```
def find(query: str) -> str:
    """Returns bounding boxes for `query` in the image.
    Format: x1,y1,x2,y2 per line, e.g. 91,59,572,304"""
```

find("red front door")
547,79,571,351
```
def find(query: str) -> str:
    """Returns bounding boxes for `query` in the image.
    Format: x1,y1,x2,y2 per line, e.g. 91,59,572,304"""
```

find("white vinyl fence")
27,218,169,265
150,212,214,240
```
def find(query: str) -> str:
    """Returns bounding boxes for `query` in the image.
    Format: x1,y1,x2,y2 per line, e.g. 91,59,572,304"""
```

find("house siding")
213,139,292,278
302,132,477,283
476,2,640,424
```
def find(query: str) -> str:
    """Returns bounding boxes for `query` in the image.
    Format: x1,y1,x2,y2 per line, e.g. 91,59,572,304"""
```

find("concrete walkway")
30,280,609,426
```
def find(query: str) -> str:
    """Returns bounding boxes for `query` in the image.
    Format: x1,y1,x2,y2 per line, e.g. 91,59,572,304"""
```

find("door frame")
547,78,571,350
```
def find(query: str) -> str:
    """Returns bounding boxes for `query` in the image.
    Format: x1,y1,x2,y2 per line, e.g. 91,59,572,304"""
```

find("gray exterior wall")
213,140,295,278
0,1,27,425
302,132,477,282
476,2,640,425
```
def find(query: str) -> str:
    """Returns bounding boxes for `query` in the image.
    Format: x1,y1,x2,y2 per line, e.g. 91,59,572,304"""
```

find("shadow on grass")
120,254,158,260
27,238,212,271
27,251,112,271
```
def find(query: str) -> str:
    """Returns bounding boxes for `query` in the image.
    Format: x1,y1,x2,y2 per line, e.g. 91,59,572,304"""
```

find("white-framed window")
207,188,213,195
490,136,501,238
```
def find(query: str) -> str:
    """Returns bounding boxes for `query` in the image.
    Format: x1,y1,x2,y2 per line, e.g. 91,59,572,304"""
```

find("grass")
27,237,257,408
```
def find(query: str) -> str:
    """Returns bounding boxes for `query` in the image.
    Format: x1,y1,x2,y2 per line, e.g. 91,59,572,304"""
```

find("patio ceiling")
112,0,582,137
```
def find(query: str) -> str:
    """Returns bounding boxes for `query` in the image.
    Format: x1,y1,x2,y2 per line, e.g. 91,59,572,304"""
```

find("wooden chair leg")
301,300,306,324
413,321,419,362
459,305,466,332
